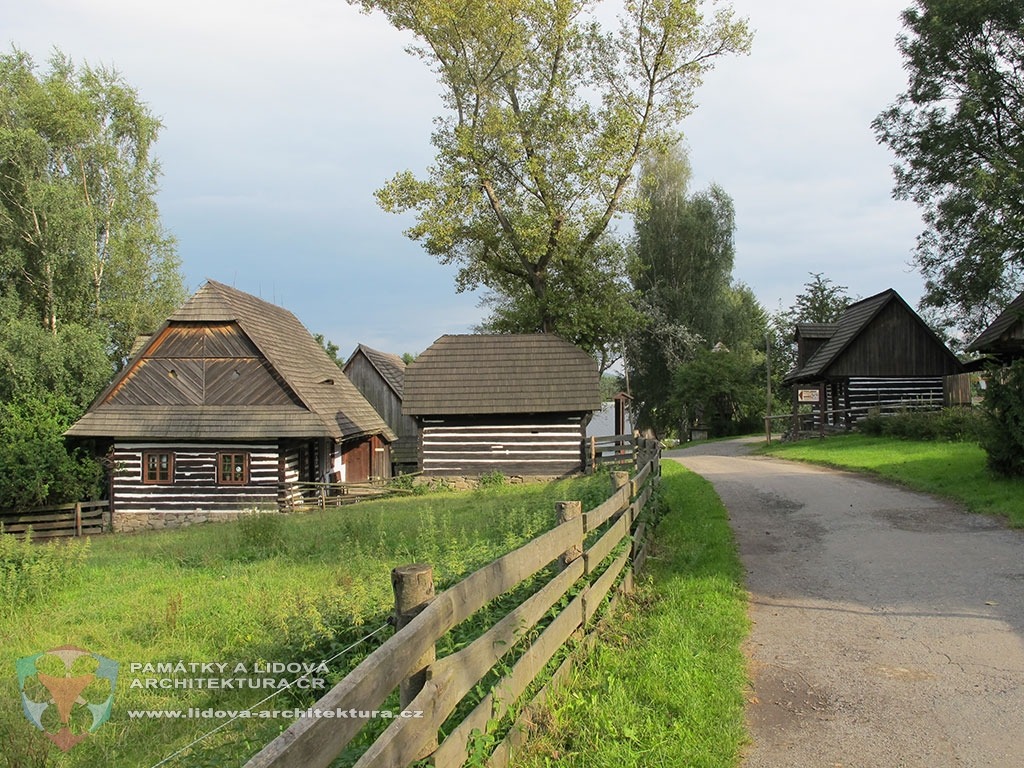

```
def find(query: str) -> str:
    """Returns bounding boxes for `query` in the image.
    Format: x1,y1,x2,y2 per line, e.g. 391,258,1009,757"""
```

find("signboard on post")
797,389,820,403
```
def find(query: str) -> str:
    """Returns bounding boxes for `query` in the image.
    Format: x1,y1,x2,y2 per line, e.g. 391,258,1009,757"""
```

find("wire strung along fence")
0,500,110,540
244,437,662,768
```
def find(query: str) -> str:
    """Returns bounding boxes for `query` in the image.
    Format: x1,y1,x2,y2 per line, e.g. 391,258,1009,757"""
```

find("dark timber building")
66,281,395,521
783,289,965,426
344,344,419,475
403,334,600,477
967,290,1024,362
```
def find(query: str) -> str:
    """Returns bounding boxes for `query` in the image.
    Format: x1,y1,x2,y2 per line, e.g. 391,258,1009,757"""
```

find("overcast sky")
8,0,925,357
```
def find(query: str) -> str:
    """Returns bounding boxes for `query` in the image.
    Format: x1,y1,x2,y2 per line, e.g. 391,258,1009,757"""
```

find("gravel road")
667,439,1024,768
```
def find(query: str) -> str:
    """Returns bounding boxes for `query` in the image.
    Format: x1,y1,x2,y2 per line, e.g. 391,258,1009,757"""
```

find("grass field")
760,434,1024,526
1,475,612,768
515,460,750,768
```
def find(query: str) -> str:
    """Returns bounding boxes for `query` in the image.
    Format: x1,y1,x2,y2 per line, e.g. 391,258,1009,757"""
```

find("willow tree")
352,0,751,353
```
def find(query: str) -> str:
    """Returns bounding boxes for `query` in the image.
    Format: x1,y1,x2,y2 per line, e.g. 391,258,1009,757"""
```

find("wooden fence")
584,432,653,472
245,438,662,768
0,500,110,540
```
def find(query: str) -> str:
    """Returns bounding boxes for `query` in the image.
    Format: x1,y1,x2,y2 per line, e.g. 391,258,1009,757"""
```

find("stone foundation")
112,509,277,534
414,475,567,492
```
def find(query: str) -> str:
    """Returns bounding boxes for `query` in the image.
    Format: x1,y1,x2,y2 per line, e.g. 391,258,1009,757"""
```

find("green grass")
514,461,749,768
0,475,611,768
760,434,1024,526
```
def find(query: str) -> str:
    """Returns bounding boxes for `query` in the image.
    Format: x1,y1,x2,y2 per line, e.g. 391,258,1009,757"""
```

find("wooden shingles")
67,281,395,442
403,334,600,416
784,289,964,384
967,290,1024,356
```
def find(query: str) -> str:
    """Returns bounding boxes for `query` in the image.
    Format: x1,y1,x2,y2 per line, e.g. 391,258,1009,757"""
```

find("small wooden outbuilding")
783,289,965,426
343,344,419,475
66,281,395,524
967,290,1024,362
403,334,600,477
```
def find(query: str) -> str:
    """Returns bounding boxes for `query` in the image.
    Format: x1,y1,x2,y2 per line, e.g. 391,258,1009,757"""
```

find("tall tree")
787,272,851,324
0,49,184,363
626,144,752,433
352,0,751,353
873,0,1024,337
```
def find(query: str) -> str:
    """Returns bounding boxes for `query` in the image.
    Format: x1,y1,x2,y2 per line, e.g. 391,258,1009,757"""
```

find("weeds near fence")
0,528,90,616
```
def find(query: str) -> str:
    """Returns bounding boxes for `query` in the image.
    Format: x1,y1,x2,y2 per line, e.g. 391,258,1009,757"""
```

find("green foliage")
786,272,852,324
356,0,751,359
0,49,185,359
627,145,768,435
981,361,1024,477
0,474,611,767
516,462,748,768
0,529,90,616
872,0,1024,337
857,407,985,443
234,512,288,560
671,346,763,436
0,393,103,510
477,470,508,488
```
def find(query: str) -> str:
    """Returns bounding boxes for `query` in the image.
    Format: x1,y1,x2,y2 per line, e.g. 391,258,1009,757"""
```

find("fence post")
610,470,629,502
391,564,436,712
74,502,82,537
556,501,583,569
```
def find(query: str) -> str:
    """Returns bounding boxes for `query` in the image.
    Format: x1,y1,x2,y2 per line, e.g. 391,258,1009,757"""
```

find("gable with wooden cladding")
105,322,300,407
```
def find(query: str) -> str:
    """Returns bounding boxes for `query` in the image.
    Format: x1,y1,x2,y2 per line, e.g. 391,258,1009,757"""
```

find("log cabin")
967,290,1024,362
343,344,419,475
66,281,395,527
403,334,600,477
783,288,965,427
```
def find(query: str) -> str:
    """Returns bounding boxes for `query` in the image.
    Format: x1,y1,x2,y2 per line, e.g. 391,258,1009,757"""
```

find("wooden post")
74,502,82,537
819,381,827,437
610,470,629,493
556,501,582,568
589,436,596,474
391,564,436,714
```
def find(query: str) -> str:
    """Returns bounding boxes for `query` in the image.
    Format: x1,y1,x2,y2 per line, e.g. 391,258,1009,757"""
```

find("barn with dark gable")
403,334,600,477
783,288,965,426
343,344,419,475
967,290,1024,362
66,281,395,528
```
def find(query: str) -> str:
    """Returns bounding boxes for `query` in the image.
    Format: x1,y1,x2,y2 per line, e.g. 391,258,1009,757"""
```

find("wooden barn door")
345,440,371,484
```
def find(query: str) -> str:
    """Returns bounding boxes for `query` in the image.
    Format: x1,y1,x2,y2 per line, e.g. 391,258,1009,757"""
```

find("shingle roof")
67,281,395,442
403,334,600,416
967,290,1024,354
783,288,962,384
795,323,836,340
345,344,407,398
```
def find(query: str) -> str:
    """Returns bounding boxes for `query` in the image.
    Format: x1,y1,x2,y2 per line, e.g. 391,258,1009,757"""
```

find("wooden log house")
782,288,965,427
402,334,601,477
967,290,1024,362
343,344,419,475
66,281,395,525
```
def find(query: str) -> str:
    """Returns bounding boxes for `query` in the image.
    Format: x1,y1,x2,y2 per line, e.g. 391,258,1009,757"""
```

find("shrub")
981,360,1024,477
856,407,985,442
234,512,287,560
0,529,90,616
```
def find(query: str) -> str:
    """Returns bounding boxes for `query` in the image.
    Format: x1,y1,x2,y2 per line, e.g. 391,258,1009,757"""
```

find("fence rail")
0,500,110,540
245,437,661,768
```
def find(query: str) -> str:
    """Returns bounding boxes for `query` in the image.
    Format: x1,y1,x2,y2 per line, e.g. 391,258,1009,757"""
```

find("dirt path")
667,439,1024,768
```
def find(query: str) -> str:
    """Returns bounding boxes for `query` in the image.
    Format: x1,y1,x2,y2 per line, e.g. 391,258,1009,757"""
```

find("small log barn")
967,290,1024,362
783,288,965,427
402,334,600,477
66,281,395,520
343,344,419,475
